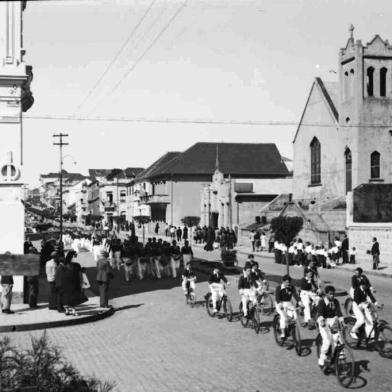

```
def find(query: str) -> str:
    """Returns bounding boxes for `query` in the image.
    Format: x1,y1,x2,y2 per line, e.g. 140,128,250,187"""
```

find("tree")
133,215,151,244
181,216,200,227
270,216,303,274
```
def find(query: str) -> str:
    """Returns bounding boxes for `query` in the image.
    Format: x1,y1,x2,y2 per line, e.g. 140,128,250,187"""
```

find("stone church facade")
291,26,392,264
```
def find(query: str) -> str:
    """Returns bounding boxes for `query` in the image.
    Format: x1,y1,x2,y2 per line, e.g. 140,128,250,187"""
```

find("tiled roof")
139,143,289,181
89,168,144,181
136,152,181,182
40,171,86,181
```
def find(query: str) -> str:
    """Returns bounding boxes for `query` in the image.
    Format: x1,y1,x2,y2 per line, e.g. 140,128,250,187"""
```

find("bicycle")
315,321,355,388
273,306,302,356
239,300,262,334
205,287,233,322
184,279,196,307
345,303,392,359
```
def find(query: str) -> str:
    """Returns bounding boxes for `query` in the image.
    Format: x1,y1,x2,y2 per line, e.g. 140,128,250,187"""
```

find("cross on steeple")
349,24,354,40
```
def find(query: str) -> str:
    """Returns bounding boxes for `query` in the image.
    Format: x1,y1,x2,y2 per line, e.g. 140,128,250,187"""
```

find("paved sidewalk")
0,297,114,333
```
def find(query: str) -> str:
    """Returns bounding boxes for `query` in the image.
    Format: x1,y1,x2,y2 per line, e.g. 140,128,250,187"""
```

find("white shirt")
45,259,57,282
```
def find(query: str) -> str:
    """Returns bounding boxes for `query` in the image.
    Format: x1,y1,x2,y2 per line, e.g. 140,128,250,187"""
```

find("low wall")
348,224,392,268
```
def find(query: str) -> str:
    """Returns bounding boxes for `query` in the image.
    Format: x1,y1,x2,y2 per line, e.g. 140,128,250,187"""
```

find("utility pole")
53,133,69,248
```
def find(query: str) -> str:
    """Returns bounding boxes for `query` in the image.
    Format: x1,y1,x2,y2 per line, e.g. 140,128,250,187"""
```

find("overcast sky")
21,0,392,186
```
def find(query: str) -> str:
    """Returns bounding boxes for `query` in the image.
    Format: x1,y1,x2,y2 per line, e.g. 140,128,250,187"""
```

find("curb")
234,249,392,279
0,306,115,333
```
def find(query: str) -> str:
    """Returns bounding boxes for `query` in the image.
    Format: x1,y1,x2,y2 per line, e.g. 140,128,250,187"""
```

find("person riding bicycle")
350,280,379,340
275,275,302,338
300,268,321,329
317,285,345,370
181,262,196,298
349,267,374,299
208,267,229,314
250,260,268,296
238,262,257,318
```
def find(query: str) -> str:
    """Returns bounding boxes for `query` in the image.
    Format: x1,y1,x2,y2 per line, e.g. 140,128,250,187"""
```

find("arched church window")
345,148,352,193
350,69,355,97
380,67,387,97
310,137,321,185
370,151,380,179
367,67,374,97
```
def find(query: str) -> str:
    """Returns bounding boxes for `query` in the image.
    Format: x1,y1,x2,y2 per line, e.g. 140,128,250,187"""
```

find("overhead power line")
90,0,188,114
23,114,392,129
73,0,158,115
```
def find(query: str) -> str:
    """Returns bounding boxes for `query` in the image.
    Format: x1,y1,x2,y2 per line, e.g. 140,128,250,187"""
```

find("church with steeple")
291,26,392,263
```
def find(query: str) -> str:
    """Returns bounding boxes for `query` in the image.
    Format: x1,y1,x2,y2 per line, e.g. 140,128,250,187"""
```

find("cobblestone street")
2,249,391,392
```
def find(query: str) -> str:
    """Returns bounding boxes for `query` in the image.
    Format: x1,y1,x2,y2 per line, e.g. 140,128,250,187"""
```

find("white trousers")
170,256,180,278
300,290,319,323
276,301,297,331
352,302,374,338
318,317,340,366
240,288,257,316
210,284,224,311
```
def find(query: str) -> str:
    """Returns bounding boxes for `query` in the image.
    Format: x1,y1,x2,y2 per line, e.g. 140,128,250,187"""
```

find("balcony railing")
140,194,170,204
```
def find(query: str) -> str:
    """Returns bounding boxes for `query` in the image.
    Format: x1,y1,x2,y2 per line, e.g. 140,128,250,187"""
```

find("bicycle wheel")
273,314,285,346
253,306,261,334
291,321,302,356
190,292,196,308
335,345,355,388
262,293,274,316
240,302,249,328
224,297,233,322
205,293,215,317
344,297,353,317
375,325,392,359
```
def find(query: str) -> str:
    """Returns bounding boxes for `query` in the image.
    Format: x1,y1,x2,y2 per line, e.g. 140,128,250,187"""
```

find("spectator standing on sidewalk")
341,234,349,264
176,227,182,242
371,237,380,270
96,249,114,308
1,273,14,314
249,230,256,252
260,232,266,251
46,251,58,309
26,246,40,308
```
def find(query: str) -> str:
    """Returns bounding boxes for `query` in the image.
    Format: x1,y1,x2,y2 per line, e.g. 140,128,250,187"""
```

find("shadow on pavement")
84,261,211,301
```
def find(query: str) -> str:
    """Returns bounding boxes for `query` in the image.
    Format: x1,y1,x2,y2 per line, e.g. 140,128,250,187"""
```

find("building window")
380,67,387,97
370,151,380,179
344,71,349,100
350,69,355,97
366,67,374,97
345,148,352,193
310,137,321,185
120,190,126,203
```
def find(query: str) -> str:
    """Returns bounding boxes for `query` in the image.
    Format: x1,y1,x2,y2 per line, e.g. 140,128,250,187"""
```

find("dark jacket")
1,275,14,285
371,241,380,256
96,258,113,283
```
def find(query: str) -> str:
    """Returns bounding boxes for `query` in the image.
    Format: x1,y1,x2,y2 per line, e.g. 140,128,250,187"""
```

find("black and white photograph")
0,0,392,391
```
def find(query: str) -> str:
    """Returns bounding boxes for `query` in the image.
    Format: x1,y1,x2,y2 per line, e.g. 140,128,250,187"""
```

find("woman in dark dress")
62,251,83,316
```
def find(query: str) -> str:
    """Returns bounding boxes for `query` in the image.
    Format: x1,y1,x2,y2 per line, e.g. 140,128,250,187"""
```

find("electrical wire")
22,114,392,129
89,0,188,114
73,0,158,115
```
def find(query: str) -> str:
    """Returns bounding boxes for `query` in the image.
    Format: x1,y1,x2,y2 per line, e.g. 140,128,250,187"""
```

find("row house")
88,168,143,225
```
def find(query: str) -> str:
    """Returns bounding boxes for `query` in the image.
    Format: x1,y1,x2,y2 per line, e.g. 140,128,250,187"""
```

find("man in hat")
46,250,58,310
96,249,114,308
